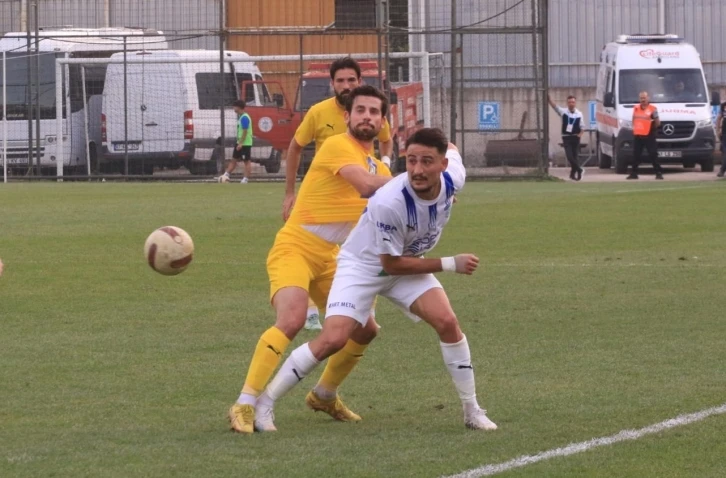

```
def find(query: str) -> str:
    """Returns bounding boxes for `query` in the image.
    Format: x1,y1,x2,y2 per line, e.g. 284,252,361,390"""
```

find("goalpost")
52,51,440,179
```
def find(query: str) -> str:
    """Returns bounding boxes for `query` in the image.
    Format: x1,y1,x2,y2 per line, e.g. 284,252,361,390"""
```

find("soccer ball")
144,226,194,276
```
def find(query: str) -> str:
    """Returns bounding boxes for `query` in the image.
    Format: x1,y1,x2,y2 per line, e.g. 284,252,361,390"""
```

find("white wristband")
381,155,391,167
441,257,456,272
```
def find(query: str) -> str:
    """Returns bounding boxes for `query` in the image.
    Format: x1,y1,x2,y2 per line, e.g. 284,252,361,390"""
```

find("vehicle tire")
615,147,629,174
89,142,99,174
127,161,143,175
700,156,714,172
205,159,218,175
597,136,612,169
265,149,282,174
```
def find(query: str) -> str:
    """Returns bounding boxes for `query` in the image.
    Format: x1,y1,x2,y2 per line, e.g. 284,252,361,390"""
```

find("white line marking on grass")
612,184,714,194
444,402,726,478
488,262,717,268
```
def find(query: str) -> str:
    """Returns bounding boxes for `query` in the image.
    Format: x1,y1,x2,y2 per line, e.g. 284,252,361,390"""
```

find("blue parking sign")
478,101,500,130
588,101,597,129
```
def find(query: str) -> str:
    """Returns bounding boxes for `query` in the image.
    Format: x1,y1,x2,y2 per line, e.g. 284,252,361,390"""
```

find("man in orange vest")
628,91,663,180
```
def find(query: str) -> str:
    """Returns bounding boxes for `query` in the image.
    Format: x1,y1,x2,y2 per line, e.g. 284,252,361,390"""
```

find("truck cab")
243,60,423,176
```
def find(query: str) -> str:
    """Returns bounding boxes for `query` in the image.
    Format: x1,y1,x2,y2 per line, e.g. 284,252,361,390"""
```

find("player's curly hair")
330,57,361,80
405,128,448,155
344,85,389,118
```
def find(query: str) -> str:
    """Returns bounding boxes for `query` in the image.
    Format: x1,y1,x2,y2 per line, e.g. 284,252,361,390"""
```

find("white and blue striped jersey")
337,149,466,275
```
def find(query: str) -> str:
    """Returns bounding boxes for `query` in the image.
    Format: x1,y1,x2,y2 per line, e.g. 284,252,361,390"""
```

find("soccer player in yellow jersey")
284,57,393,330
229,85,393,434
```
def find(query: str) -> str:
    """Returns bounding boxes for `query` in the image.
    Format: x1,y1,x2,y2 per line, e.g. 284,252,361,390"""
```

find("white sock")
440,335,480,411
307,306,319,319
222,171,230,178
265,343,320,401
236,392,257,407
256,391,274,410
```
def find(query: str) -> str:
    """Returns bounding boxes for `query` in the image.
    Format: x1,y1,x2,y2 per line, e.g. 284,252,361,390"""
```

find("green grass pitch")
1,181,725,477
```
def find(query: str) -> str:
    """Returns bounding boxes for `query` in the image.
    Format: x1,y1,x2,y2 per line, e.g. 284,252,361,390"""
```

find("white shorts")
325,263,443,326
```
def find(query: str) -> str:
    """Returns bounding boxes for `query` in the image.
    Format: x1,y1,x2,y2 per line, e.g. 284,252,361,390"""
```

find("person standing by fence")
549,94,584,181
218,100,253,184
629,91,663,180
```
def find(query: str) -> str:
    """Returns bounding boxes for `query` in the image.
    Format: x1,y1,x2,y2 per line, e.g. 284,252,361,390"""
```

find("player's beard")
335,89,352,106
350,122,378,141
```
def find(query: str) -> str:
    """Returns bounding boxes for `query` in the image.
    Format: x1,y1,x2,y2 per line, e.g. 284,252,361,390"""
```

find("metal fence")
1,0,548,181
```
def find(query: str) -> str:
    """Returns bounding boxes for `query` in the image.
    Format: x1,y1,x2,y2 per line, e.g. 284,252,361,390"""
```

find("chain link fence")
1,0,548,181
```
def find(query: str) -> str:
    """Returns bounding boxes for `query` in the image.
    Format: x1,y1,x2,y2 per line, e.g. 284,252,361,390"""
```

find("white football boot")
464,408,498,431
254,402,278,432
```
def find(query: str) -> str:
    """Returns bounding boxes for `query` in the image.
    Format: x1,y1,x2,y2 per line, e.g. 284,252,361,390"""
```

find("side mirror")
273,93,284,108
711,91,721,106
604,92,615,108
389,91,398,105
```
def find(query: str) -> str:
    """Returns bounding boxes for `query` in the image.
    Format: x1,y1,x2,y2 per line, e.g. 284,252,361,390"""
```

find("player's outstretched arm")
282,137,305,221
338,165,392,198
380,254,479,276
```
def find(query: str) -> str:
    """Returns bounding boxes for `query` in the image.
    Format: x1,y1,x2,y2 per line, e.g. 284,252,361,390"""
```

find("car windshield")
299,77,332,111
297,75,388,111
0,52,59,119
618,69,707,104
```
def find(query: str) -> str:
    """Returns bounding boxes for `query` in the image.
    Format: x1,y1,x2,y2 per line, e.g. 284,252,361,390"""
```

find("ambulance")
595,34,720,173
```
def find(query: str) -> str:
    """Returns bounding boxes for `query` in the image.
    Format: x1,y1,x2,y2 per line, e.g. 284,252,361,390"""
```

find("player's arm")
652,108,661,128
445,143,466,195
286,113,315,195
379,139,393,165
282,112,316,220
371,203,478,276
380,254,479,276
338,165,392,198
285,137,304,197
378,118,394,166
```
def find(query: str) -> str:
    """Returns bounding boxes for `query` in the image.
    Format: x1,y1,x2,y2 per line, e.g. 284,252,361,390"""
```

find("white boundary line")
444,402,726,478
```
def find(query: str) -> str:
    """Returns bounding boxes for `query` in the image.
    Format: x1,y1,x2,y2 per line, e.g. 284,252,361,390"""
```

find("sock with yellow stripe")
313,339,368,400
237,326,291,406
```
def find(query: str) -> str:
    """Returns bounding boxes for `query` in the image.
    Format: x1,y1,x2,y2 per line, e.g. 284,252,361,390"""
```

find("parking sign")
588,101,597,129
478,101,500,130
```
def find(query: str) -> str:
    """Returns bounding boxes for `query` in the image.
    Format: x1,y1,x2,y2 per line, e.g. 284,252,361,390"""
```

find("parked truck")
243,60,425,175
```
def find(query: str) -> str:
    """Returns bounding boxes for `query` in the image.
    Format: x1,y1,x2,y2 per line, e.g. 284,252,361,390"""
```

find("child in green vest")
219,100,253,183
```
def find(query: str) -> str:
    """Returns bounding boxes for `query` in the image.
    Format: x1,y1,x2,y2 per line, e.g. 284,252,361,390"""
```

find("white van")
595,34,720,173
101,50,278,175
0,28,167,174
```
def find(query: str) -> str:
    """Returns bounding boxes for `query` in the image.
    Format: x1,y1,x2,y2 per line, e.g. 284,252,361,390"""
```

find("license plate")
7,158,28,164
658,151,682,158
113,143,140,151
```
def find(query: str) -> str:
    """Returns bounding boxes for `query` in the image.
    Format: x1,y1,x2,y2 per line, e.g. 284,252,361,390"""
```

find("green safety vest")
237,113,253,146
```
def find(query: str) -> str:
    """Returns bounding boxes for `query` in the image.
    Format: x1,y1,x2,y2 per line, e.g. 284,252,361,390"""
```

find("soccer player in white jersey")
255,128,497,431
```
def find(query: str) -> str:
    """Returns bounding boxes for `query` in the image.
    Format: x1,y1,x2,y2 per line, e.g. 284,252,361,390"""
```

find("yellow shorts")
266,225,339,310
